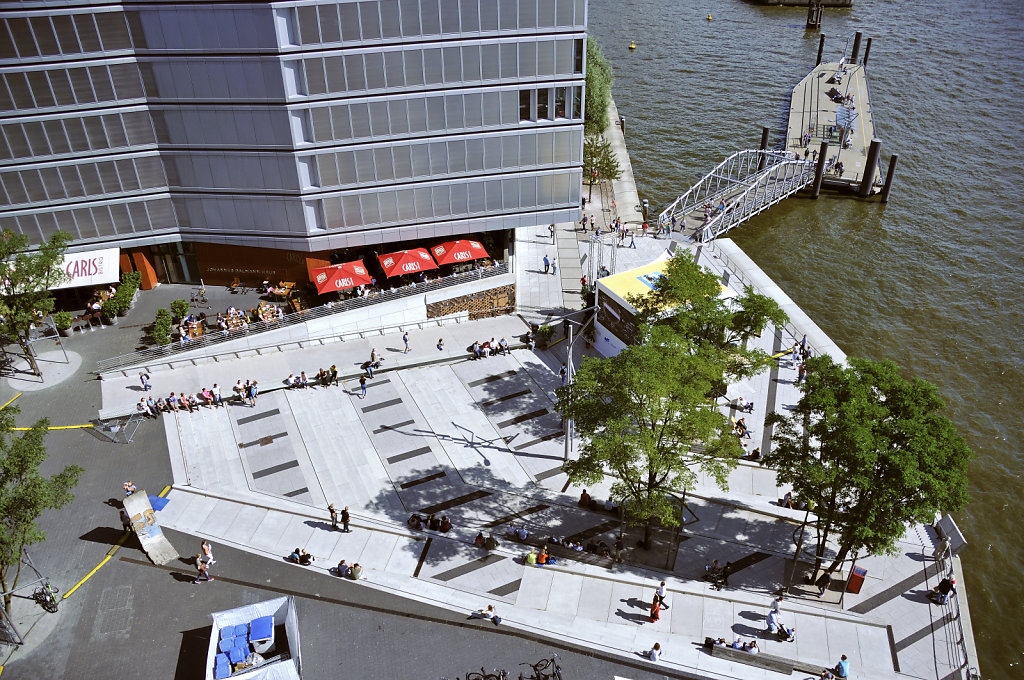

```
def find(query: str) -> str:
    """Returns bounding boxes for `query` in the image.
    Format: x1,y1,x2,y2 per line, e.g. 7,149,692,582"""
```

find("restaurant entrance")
150,242,199,284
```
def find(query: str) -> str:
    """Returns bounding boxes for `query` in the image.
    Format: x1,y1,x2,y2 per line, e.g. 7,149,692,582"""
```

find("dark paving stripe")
467,370,517,387
726,551,771,574
895,614,954,653
534,466,565,481
420,490,492,515
399,471,447,489
283,487,309,498
479,389,532,408
566,519,619,544
513,431,564,451
362,397,403,413
239,431,288,449
236,408,280,425
251,459,300,480
413,537,432,578
489,578,522,597
368,378,391,387
887,625,901,672
374,419,415,434
496,408,549,429
848,562,943,614
481,504,550,529
387,446,433,465
431,553,506,582
760,328,785,455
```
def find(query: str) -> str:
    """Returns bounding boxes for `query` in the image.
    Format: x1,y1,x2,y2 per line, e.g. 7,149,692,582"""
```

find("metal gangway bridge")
658,149,817,243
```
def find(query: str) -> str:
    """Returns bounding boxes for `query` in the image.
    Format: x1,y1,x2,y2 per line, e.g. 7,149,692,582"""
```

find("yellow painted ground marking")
10,424,94,431
0,393,22,409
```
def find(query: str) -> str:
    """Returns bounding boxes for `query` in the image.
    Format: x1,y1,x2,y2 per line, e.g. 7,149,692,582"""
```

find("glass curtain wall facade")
0,0,586,253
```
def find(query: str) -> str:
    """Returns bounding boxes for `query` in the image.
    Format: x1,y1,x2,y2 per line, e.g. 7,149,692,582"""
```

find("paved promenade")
93,99,975,680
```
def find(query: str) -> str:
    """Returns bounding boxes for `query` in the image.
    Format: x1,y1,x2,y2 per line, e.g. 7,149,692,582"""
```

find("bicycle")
519,655,562,680
33,581,59,613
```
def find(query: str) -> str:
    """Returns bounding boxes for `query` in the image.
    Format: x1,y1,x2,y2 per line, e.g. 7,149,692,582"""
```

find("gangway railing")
659,149,815,243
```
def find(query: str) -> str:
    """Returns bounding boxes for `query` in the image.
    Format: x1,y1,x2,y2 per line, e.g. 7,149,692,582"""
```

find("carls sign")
401,262,421,273
334,277,353,288
53,247,120,290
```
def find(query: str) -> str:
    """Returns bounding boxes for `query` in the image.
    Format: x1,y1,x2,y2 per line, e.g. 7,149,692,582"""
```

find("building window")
555,87,567,119
519,90,531,122
537,88,550,120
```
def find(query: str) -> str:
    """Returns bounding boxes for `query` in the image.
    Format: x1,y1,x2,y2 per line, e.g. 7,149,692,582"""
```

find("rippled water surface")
586,0,1024,675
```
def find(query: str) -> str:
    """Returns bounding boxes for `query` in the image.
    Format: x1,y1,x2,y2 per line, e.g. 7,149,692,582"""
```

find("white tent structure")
205,596,301,680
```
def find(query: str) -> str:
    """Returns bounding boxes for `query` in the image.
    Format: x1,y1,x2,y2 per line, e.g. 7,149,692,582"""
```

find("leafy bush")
170,298,189,321
101,297,123,319
121,271,142,290
52,310,73,330
536,324,555,348
150,308,172,345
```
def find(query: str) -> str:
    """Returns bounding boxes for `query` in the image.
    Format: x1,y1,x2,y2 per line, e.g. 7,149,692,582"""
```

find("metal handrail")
94,262,509,374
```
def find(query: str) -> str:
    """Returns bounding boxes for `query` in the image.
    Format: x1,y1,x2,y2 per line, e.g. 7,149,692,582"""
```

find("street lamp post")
561,306,599,463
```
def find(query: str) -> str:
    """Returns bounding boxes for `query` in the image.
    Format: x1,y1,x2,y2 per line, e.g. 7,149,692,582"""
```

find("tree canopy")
584,37,612,137
764,355,973,577
583,135,622,186
629,250,789,381
0,230,72,375
0,406,83,611
560,327,743,545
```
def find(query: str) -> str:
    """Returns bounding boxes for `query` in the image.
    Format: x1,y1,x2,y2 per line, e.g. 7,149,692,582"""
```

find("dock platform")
787,60,881,192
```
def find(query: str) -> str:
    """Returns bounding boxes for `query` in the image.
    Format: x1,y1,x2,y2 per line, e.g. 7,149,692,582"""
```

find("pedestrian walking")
770,595,784,614
800,334,807,350
791,343,800,365
549,224,555,244
560,364,567,386
120,508,132,533
123,480,136,496
193,555,214,584
139,371,151,391
797,363,806,383
403,331,410,353
359,376,367,399
629,231,636,249
543,254,550,273
649,593,661,622
551,257,558,275
615,535,625,563
815,570,832,597
328,503,339,530
341,506,351,532
656,581,669,609
201,540,216,565
329,365,339,386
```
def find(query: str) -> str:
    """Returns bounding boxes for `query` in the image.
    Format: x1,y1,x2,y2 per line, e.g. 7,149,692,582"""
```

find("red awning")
310,260,373,294
430,240,489,266
378,248,438,278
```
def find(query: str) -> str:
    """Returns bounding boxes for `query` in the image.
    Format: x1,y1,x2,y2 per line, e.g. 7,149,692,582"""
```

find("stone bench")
704,638,824,676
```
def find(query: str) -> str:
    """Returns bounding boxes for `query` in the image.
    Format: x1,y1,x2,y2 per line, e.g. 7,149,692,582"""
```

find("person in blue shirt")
833,654,850,678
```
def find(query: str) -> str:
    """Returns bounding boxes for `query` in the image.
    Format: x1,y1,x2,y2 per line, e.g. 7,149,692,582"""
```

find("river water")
586,0,1024,675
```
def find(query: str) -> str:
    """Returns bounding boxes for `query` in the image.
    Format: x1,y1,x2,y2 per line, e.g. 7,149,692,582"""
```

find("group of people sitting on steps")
407,513,451,532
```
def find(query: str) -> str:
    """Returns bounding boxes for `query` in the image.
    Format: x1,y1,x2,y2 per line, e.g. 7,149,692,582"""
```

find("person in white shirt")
656,581,669,608
647,642,662,662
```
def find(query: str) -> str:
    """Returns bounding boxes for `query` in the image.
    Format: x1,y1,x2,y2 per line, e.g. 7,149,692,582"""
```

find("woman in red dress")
650,593,661,622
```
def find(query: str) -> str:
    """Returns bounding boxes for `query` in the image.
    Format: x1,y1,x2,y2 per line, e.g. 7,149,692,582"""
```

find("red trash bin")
846,566,867,594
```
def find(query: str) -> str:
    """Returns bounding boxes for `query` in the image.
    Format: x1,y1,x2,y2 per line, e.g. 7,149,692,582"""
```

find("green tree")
560,328,743,547
764,355,972,581
0,230,72,376
629,250,789,381
584,37,613,137
583,135,621,202
0,407,83,611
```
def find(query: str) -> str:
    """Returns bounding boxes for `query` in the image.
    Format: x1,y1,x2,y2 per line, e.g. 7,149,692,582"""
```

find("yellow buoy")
707,14,713,21
628,41,636,50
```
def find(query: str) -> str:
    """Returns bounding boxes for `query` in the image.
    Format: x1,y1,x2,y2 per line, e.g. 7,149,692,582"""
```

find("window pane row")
320,170,580,230
0,156,167,207
301,38,581,97
0,197,175,242
0,12,132,60
0,110,155,161
150,107,294,147
294,0,584,46
162,152,300,191
308,89,530,143
170,195,303,232
313,128,581,188
0,62,144,111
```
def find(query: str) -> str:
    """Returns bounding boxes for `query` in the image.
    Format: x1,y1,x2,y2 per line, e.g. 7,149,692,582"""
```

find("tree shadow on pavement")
79,526,131,546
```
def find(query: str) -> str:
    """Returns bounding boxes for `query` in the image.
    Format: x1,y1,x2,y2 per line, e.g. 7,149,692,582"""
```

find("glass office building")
0,0,586,284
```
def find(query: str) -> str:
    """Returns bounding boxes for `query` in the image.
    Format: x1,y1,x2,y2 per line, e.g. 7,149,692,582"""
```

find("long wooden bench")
704,638,825,676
